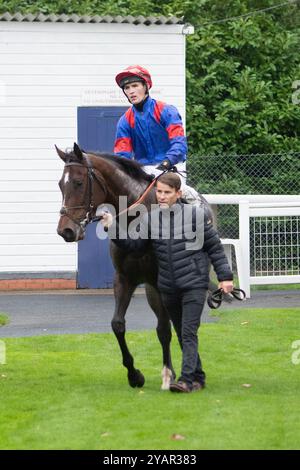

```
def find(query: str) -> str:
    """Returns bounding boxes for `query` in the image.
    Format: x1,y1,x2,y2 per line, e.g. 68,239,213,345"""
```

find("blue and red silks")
114,97,187,165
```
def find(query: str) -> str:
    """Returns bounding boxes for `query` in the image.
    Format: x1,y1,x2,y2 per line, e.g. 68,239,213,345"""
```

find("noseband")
60,156,107,230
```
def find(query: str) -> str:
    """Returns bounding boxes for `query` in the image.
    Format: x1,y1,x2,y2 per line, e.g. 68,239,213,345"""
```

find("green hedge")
1,0,299,157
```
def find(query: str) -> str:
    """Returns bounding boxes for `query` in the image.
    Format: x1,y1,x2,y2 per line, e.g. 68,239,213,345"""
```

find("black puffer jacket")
111,201,233,293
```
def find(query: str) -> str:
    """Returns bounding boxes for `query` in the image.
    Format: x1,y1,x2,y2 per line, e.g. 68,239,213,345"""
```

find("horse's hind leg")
145,284,176,390
111,273,145,388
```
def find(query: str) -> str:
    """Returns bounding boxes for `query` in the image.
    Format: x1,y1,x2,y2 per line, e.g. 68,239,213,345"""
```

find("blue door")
77,106,128,288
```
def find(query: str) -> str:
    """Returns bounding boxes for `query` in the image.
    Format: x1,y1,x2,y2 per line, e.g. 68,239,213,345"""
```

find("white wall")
0,21,186,272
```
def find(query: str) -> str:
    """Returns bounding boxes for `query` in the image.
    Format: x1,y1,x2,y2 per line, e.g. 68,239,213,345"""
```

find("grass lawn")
252,284,300,291
0,307,299,450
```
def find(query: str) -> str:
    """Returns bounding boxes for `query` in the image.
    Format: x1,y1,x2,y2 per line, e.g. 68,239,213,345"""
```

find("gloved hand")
156,159,172,171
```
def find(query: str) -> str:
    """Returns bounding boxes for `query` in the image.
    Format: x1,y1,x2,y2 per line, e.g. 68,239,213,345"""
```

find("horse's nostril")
62,228,76,242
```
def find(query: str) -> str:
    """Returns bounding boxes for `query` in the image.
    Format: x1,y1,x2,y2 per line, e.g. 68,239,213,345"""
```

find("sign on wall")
80,87,166,106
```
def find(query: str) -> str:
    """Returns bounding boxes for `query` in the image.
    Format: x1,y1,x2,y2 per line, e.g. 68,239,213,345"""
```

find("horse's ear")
55,145,67,162
73,142,83,161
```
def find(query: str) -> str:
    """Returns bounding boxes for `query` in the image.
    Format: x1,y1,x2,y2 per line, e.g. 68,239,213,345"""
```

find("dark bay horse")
56,143,175,389
56,143,213,390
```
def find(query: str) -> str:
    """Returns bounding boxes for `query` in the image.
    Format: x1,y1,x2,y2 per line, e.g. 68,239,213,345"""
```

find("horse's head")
56,143,107,242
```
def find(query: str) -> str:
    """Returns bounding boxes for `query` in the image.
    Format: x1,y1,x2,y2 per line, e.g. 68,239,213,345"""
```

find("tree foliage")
1,0,300,155
185,1,300,155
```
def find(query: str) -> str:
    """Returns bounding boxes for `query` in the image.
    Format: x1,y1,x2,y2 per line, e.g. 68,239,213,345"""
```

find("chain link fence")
187,152,300,196
187,152,300,239
187,153,300,281
250,215,300,277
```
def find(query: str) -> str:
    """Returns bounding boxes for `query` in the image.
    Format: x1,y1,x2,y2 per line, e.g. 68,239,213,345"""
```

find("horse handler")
100,173,234,393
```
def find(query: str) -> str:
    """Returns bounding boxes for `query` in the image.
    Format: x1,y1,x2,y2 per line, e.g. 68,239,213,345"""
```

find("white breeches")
143,163,202,205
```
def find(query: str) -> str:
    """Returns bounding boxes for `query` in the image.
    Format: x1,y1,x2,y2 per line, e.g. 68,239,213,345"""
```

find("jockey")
114,65,201,204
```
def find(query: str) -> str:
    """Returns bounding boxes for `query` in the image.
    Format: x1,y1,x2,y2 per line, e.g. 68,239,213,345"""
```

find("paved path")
0,289,299,338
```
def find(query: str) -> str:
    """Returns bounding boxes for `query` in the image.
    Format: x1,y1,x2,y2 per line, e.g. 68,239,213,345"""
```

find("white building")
0,12,192,284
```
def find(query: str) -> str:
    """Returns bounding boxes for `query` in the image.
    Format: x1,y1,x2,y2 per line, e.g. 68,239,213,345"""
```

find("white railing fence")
204,195,300,297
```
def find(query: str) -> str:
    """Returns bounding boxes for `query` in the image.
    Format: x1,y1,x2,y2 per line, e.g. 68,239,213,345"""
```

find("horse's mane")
88,151,154,183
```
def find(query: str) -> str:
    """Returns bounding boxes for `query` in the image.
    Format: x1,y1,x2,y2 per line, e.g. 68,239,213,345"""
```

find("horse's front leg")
111,273,145,388
145,284,176,390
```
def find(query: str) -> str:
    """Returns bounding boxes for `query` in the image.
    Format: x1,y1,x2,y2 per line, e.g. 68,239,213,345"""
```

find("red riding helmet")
115,65,152,90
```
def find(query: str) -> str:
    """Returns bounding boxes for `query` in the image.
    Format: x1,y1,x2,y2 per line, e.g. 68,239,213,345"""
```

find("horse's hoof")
128,369,145,388
161,366,174,390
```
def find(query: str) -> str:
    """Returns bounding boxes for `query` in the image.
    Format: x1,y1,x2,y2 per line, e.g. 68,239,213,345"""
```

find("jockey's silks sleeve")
114,98,187,165
114,109,134,159
160,104,187,165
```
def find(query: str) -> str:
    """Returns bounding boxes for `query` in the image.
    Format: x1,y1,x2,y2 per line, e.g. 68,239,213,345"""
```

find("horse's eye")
74,180,83,187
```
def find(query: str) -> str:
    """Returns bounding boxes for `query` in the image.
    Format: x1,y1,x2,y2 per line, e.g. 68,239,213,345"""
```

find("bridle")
60,156,108,230
60,156,185,230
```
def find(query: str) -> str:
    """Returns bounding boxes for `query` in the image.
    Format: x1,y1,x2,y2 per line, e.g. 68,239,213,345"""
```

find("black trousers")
161,288,207,388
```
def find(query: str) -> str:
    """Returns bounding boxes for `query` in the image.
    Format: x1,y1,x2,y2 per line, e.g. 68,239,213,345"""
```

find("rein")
92,164,183,224
207,288,246,309
92,171,164,224
61,156,181,229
